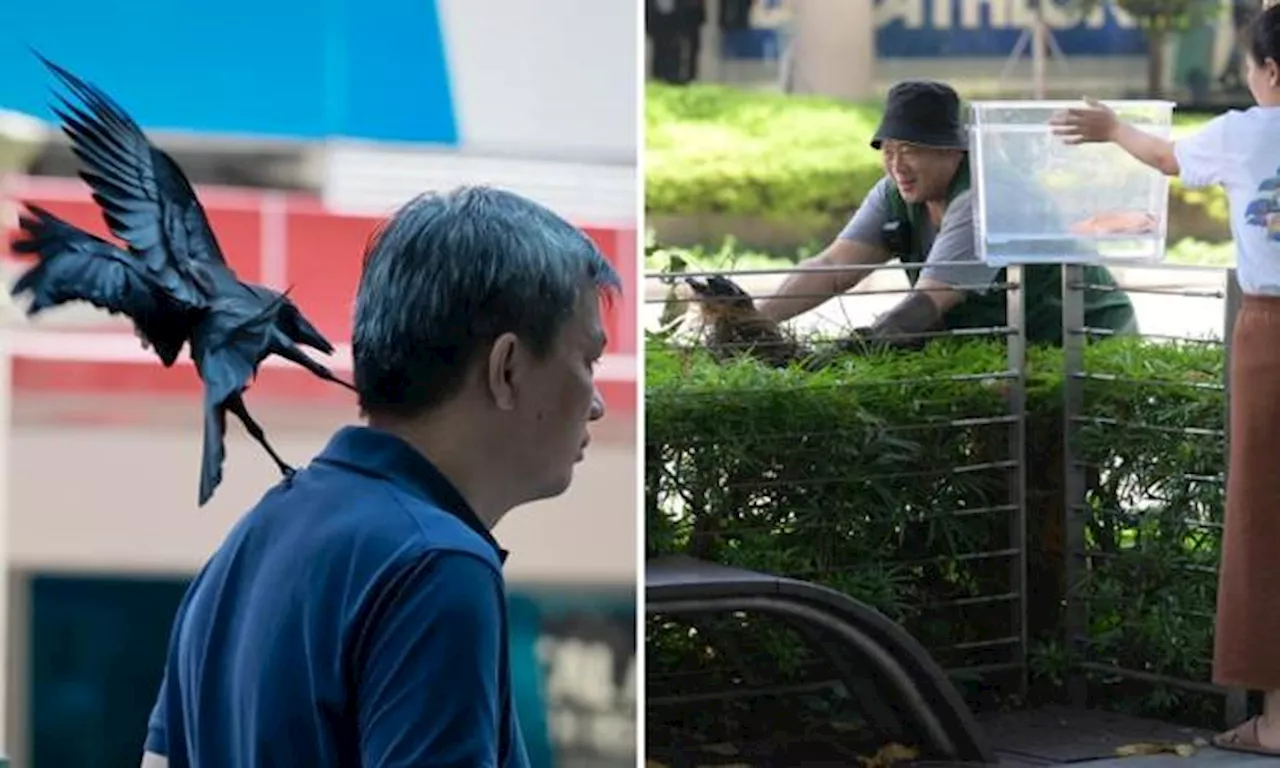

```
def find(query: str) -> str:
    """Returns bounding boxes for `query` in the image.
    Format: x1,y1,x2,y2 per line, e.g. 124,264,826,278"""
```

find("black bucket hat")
870,80,969,151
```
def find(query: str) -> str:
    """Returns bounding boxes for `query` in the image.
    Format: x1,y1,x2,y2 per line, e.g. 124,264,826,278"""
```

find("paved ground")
979,707,1276,766
643,265,1233,345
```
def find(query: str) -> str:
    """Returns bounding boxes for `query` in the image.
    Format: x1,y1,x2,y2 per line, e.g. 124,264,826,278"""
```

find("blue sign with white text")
722,0,1149,62
874,0,1148,58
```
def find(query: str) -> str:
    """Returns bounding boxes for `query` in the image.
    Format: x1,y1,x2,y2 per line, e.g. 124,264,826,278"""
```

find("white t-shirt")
1174,106,1280,295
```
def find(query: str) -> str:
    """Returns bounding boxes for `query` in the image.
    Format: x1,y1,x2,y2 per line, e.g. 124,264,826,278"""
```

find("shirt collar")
315,425,509,564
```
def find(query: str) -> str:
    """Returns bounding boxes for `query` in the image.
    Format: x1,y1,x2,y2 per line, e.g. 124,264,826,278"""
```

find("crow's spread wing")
36,53,231,293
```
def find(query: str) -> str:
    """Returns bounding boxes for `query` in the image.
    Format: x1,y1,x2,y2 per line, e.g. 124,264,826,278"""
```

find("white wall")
436,0,638,164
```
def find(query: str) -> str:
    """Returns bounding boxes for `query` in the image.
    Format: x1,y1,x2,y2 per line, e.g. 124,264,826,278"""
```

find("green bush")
645,83,1229,237
646,83,885,218
646,332,1227,726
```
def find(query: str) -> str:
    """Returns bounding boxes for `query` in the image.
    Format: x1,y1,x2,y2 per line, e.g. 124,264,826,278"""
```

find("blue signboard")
875,0,1148,58
0,0,458,144
723,0,1150,61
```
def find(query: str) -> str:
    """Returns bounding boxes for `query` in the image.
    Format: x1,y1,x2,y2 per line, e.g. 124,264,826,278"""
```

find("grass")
645,82,1222,222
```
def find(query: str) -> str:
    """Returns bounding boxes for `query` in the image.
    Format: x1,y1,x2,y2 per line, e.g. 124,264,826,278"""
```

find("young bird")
683,274,805,368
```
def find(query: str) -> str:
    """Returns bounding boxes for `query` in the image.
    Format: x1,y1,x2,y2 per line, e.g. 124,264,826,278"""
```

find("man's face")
880,139,964,204
508,284,608,502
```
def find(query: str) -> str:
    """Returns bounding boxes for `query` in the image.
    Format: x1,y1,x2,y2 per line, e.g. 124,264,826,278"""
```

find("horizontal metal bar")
1069,282,1224,299
888,415,1018,431
652,418,1015,447
670,325,1014,348
646,680,838,708
1070,505,1224,530
1071,606,1217,624
935,636,1022,653
1108,262,1228,273
1075,662,1225,696
650,372,1020,399
751,284,1017,300
1069,371,1225,392
1068,464,1224,485
1078,327,1224,345
724,459,1015,491
918,504,1019,521
644,286,1015,305
1073,549,1218,574
649,419,1016,451
904,548,1021,567
644,262,1023,279
805,325,1016,340
1184,473,1226,484
922,591,1020,610
646,260,1229,279
1069,416,1225,438
666,508,1019,538
943,661,1025,677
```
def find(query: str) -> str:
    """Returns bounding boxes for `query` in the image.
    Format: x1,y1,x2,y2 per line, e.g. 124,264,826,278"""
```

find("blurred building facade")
647,0,1263,104
0,1,638,766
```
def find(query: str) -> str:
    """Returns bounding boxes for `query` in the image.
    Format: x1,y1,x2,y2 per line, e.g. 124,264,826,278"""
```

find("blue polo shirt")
144,425,531,767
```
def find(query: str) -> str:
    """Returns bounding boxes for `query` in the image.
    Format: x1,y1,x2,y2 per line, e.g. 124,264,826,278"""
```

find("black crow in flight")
10,52,356,506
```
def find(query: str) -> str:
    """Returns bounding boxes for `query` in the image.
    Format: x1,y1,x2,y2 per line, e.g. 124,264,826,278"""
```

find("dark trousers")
650,17,702,84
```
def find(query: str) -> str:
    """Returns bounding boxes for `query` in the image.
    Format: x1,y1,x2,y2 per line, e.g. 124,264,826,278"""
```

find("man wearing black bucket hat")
745,80,1138,348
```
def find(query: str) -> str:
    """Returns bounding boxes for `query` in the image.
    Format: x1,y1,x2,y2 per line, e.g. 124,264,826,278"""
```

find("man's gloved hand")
800,292,942,370
799,327,881,371
857,292,943,352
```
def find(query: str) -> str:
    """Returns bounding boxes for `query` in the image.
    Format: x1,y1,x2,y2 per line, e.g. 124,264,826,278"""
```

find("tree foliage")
1069,0,1224,32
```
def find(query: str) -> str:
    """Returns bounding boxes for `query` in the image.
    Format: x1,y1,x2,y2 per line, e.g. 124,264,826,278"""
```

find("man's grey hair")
351,185,622,418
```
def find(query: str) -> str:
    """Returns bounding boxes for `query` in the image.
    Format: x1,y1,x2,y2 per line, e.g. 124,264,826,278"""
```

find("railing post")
1221,267,1249,728
1061,263,1088,708
1006,264,1029,699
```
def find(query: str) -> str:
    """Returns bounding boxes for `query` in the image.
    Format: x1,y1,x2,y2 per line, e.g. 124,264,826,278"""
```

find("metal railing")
644,259,1031,696
1060,263,1238,722
646,255,1237,723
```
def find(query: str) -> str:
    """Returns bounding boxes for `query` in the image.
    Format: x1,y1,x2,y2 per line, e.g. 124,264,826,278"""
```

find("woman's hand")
1049,98,1120,144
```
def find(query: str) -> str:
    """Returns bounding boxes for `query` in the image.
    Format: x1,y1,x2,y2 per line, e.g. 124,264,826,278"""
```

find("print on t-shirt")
1244,167,1280,242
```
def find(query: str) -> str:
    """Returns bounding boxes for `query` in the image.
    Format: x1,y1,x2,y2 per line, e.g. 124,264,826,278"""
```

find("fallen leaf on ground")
1115,741,1198,757
858,742,921,768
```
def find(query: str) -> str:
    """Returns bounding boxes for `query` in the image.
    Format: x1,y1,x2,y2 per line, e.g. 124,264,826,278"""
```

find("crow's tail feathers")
197,398,228,507
276,287,336,355
10,203,193,366
10,204,109,304
271,337,357,392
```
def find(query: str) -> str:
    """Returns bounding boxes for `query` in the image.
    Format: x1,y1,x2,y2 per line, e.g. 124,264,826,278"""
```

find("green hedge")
646,334,1227,725
645,83,1229,237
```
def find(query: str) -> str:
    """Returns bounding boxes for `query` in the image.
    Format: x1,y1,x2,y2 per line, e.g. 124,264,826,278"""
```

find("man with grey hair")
140,185,621,768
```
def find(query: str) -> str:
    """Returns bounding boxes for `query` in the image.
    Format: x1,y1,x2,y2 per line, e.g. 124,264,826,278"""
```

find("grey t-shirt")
838,177,1000,293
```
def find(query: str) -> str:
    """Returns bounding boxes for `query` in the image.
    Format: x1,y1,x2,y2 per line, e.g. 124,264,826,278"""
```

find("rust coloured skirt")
1214,293,1280,689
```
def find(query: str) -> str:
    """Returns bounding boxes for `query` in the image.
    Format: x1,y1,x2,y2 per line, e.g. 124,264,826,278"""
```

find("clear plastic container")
969,100,1175,266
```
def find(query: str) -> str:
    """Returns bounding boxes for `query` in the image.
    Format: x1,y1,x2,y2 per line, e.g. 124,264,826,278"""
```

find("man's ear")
486,332,521,411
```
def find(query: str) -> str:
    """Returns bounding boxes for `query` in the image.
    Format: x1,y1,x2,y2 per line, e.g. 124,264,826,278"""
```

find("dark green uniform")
883,158,1137,345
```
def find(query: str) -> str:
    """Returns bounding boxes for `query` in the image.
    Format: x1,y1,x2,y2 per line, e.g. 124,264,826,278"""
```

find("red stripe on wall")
10,357,636,413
